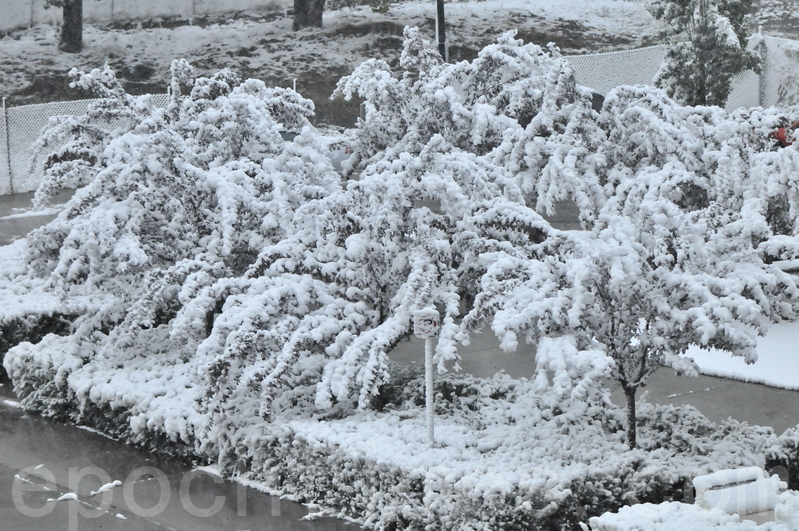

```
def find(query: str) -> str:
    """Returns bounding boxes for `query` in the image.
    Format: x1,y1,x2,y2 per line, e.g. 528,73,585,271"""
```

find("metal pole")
425,336,435,444
436,0,446,61
3,98,13,195
759,26,766,108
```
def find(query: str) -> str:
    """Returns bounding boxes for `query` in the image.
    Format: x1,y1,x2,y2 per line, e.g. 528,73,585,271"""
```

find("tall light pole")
436,0,447,61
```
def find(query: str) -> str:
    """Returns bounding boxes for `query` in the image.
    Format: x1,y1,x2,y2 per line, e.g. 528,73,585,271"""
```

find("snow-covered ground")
1,0,793,108
0,0,666,108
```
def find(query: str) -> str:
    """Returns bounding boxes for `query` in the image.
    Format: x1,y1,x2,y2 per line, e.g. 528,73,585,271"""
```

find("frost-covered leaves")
333,26,602,213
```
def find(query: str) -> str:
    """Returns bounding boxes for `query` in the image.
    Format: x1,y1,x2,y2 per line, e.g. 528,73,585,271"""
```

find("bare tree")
293,0,325,29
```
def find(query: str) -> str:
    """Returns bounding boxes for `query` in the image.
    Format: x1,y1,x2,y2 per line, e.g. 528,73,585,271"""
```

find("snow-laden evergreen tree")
650,0,760,106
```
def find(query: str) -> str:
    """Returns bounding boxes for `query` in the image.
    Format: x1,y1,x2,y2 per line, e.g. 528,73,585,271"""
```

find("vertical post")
3,98,13,195
435,0,446,61
425,336,435,444
759,27,766,108
30,0,34,28
413,307,440,446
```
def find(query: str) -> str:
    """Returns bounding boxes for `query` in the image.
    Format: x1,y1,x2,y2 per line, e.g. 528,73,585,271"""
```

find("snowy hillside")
2,0,667,113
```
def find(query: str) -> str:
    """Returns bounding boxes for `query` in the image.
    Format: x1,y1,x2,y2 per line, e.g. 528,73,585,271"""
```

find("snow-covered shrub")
231,372,791,530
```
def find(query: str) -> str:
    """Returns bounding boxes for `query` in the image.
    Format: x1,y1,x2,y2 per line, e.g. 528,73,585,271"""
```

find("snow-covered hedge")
7,343,799,530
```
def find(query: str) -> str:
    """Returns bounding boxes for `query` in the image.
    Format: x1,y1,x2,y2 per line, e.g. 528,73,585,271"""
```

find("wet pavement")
0,189,75,246
0,384,355,531
389,333,799,435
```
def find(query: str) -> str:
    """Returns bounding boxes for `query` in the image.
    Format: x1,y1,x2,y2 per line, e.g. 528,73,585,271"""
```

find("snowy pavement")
390,331,799,434
0,189,73,245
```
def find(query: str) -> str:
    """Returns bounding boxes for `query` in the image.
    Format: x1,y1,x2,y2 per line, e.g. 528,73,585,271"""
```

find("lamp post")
413,307,440,445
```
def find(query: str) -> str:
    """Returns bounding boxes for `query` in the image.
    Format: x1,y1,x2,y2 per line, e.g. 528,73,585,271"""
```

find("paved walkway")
389,332,799,434
0,189,74,246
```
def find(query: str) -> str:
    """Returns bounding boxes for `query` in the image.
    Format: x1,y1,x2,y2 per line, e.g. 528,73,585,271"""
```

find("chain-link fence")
762,36,799,108
0,95,169,195
566,45,668,97
565,43,761,110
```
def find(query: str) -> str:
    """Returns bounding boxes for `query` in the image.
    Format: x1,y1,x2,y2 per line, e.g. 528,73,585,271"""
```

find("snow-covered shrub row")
238,368,797,530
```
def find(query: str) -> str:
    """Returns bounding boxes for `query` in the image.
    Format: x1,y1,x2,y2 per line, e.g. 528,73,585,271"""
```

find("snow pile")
589,501,788,531
775,490,799,528
694,467,785,515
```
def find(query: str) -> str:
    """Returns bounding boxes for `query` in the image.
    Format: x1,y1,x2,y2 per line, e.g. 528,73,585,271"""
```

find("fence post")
2,98,13,195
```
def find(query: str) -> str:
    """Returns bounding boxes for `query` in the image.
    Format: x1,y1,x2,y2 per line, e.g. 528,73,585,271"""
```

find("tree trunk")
293,0,325,30
59,0,83,53
624,385,637,449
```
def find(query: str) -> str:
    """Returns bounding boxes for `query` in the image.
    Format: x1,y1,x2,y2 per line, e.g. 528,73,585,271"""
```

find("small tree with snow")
650,0,760,106
465,85,798,448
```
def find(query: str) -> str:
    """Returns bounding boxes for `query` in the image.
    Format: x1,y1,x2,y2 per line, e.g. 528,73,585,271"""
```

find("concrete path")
389,332,799,435
0,189,75,246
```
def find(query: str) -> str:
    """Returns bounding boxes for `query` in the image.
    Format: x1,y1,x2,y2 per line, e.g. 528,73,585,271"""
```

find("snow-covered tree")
13,60,342,425
464,85,799,448
650,0,760,106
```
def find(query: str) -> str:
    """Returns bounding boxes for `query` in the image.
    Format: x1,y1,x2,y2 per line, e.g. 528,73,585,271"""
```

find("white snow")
689,321,799,391
90,480,122,496
0,0,666,104
54,492,79,502
589,501,788,530
693,468,785,516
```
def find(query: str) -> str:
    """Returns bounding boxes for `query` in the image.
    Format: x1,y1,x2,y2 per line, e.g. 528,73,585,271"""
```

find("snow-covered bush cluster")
242,369,799,530
3,26,799,529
